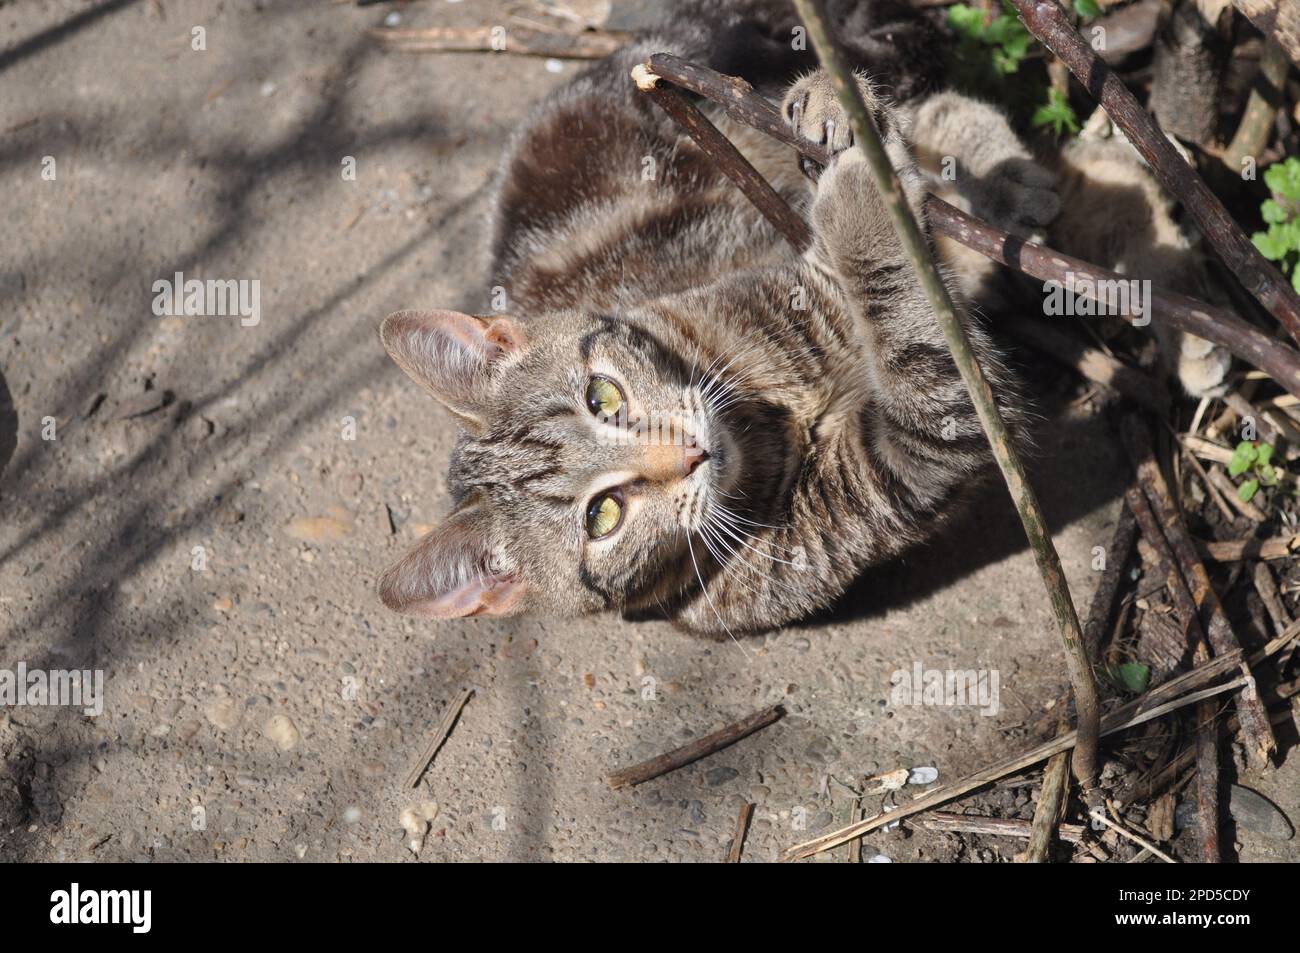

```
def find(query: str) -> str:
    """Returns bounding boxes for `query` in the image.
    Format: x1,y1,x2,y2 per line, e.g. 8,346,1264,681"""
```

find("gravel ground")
2,0,1294,863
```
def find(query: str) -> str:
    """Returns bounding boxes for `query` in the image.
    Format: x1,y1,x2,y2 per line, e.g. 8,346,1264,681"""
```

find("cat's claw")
782,69,890,183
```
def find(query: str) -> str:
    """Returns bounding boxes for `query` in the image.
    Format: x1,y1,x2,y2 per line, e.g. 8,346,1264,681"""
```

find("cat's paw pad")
974,157,1061,232
782,69,892,181
1172,332,1232,398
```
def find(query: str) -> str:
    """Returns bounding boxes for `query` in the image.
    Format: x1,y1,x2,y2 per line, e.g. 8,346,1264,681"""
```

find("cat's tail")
653,0,949,102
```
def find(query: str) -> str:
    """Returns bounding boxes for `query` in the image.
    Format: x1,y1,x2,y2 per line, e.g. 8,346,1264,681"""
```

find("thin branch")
1023,716,1071,862
631,65,812,249
790,0,1103,806
726,802,756,863
404,687,474,789
918,812,1087,843
1231,1,1300,70
1224,37,1292,173
606,704,785,790
1007,0,1300,342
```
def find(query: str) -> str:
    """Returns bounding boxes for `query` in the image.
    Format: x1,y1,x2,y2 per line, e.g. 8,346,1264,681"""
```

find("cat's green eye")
586,491,624,539
586,376,625,417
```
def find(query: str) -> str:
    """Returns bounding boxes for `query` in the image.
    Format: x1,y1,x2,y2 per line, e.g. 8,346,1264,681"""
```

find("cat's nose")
684,446,709,476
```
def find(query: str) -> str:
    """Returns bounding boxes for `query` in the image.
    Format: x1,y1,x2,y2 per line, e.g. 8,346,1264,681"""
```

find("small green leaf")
1262,199,1289,225
1256,443,1275,467
1113,663,1150,693
1239,478,1260,503
1075,0,1102,18
1259,465,1281,487
1254,229,1288,261
1229,441,1257,476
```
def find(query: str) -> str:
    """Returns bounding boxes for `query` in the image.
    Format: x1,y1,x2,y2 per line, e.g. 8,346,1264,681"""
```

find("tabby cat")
376,0,1227,634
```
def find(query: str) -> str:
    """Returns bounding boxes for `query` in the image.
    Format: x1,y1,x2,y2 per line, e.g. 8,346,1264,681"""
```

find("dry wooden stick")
645,51,1300,398
919,812,1087,843
404,687,474,788
631,65,812,250
1083,503,1138,660
1225,37,1293,174
371,25,630,58
1253,562,1292,635
606,704,785,790
1007,0,1300,339
1232,1,1300,70
1124,486,1221,862
1024,715,1071,862
726,802,756,863
1200,534,1300,561
1121,415,1278,769
792,0,1104,805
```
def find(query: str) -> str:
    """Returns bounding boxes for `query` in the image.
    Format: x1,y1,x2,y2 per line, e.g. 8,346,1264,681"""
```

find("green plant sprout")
1251,157,1300,294
948,1,1034,75
1107,662,1150,694
1032,86,1081,137
1228,440,1285,503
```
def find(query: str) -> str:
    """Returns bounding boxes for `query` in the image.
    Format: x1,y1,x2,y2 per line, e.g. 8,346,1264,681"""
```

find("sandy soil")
1,0,1294,863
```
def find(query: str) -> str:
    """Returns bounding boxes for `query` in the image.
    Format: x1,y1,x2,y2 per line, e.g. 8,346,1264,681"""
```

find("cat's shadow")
812,387,1127,627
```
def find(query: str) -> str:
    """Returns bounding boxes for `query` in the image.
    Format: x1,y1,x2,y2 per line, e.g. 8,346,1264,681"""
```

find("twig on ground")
792,0,1104,807
1007,0,1300,338
1225,37,1292,174
1200,534,1300,561
1089,809,1178,863
918,812,1087,843
1083,503,1138,660
1206,466,1267,522
371,25,630,58
1253,562,1292,635
726,802,755,863
606,704,785,790
1231,1,1300,70
1121,415,1278,769
404,687,474,789
1024,713,1071,862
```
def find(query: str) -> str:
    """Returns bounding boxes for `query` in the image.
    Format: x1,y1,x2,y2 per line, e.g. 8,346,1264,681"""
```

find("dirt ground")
1,0,1295,863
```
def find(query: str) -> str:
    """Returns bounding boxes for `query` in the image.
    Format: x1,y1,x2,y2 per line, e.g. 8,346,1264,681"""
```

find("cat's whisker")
685,530,752,658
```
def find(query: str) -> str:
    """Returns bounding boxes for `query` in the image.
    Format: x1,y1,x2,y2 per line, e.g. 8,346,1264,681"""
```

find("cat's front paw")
782,69,896,182
971,156,1061,234
1172,331,1232,398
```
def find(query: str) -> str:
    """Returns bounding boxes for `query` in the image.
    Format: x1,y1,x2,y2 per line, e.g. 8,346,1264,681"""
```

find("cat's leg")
782,70,1019,515
903,91,1060,235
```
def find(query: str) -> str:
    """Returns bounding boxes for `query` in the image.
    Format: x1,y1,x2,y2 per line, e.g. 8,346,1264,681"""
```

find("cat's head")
376,308,785,621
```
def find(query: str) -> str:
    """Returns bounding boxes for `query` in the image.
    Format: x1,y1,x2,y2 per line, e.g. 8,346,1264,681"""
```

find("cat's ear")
377,505,528,619
379,309,526,428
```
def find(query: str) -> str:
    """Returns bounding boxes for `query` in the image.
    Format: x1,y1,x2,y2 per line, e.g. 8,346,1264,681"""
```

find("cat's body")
377,0,1227,634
